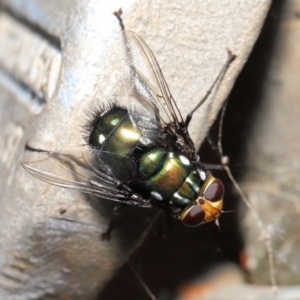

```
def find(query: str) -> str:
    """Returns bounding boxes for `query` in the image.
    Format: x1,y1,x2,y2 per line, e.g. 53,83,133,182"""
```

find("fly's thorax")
138,149,204,205
179,175,224,227
89,106,141,180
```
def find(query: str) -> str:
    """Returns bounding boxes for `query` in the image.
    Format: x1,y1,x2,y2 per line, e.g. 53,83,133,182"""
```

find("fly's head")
179,175,224,227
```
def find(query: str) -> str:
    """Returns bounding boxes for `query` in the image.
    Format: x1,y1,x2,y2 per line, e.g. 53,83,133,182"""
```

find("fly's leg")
113,8,125,30
25,143,49,153
176,50,236,163
184,50,236,129
197,97,231,171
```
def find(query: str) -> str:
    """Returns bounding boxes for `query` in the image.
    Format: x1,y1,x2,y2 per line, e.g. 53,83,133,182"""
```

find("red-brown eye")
181,204,205,227
203,178,224,202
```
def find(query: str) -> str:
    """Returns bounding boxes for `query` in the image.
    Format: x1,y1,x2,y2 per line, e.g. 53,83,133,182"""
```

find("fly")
22,10,235,227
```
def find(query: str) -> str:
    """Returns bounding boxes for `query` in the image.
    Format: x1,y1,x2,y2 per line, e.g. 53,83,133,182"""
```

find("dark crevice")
0,5,61,50
0,5,62,107
0,67,45,106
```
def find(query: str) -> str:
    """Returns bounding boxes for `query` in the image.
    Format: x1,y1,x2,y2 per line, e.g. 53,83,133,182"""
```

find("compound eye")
203,178,224,202
181,204,205,227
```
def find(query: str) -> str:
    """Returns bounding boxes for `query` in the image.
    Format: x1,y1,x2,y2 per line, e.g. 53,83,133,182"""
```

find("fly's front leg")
184,50,236,128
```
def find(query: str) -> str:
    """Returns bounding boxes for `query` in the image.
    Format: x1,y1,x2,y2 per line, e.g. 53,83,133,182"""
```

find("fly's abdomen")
139,148,201,206
89,106,141,180
171,170,201,207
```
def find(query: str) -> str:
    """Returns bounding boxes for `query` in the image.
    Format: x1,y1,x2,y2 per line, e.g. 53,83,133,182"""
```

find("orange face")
179,176,224,227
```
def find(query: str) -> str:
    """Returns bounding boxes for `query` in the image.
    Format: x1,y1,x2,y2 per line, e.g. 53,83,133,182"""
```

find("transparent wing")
122,30,185,145
22,151,152,208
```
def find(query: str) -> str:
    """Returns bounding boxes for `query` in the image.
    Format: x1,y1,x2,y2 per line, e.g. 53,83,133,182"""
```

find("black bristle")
81,99,126,147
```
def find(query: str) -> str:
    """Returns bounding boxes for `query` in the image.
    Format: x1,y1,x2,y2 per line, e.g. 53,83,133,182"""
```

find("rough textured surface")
0,0,270,299
241,0,300,286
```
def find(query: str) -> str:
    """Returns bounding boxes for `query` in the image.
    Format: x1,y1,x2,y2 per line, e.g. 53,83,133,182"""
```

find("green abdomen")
139,148,201,207
89,106,201,207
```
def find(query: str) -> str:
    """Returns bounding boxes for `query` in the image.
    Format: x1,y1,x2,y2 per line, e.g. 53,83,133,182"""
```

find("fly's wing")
22,151,152,208
122,30,185,146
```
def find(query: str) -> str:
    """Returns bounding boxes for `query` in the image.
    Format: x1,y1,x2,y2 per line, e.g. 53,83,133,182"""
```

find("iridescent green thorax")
89,106,141,180
89,107,128,148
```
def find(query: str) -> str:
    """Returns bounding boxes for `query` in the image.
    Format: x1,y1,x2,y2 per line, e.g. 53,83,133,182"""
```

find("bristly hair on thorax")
81,98,126,147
